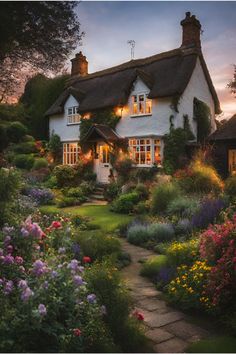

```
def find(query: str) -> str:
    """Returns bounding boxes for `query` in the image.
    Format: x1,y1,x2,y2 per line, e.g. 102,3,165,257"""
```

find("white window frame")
131,93,152,117
129,138,162,167
67,106,81,125
63,142,80,165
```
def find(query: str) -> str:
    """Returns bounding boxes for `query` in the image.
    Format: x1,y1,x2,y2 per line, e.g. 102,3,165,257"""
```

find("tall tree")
228,65,236,97
0,1,83,102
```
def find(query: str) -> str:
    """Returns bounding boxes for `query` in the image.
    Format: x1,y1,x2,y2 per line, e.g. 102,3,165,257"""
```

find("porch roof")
82,124,122,143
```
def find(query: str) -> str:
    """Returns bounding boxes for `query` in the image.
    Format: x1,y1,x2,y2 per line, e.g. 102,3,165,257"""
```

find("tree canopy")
228,65,236,98
0,1,83,102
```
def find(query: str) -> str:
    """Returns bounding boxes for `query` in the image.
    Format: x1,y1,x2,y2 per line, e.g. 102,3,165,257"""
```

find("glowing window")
67,106,81,124
131,93,152,116
63,142,80,165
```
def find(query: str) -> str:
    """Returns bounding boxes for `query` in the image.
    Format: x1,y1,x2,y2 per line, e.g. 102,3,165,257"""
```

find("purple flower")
42,281,49,289
58,247,66,254
21,287,34,302
31,223,43,239
38,304,47,316
73,275,84,287
7,245,13,254
0,248,3,256
32,260,48,277
3,254,14,265
21,227,29,238
4,280,14,295
18,280,28,289
4,236,11,245
2,226,14,235
87,294,97,304
15,256,24,265
67,259,79,271
72,243,80,255
51,270,58,279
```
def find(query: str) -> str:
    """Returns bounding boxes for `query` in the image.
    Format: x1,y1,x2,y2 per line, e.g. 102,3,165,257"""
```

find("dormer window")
131,93,152,116
67,106,81,125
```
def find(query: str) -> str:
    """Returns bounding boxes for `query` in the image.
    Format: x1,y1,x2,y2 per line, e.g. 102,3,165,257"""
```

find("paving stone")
164,320,209,341
154,337,188,353
145,328,174,343
142,310,185,328
137,298,171,313
134,286,160,297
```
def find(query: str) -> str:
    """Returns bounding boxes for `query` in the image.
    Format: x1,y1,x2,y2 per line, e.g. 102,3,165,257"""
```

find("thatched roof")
45,46,221,116
209,114,236,141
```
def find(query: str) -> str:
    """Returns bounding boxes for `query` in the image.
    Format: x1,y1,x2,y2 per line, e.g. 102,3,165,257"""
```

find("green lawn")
187,337,236,353
40,204,132,232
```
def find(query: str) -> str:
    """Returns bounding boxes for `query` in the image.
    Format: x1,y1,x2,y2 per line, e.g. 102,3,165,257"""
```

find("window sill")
67,122,81,126
130,113,152,118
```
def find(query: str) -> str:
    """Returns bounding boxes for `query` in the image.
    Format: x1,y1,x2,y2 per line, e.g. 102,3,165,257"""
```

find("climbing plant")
183,114,195,140
193,98,211,143
163,128,189,174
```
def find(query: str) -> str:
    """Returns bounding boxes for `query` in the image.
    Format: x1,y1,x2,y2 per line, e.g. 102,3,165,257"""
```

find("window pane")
146,96,152,114
139,95,145,114
68,108,73,115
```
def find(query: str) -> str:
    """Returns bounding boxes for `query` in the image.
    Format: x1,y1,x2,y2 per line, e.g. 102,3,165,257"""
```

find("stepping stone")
164,320,209,341
133,286,160,297
145,328,174,344
142,310,185,328
137,298,171,313
154,337,188,353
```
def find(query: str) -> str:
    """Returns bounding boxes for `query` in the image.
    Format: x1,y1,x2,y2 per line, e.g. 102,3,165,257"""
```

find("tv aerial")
127,40,135,60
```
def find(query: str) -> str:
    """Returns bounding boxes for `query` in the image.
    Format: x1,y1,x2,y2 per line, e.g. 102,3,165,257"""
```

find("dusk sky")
74,1,236,119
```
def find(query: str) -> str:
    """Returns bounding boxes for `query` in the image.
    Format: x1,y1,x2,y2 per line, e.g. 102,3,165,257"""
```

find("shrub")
66,187,84,198
166,239,199,266
48,133,62,161
27,187,54,205
44,175,58,188
167,197,199,218
32,158,48,170
13,154,35,170
25,168,51,184
76,231,121,261
140,255,169,278
127,223,150,245
225,175,236,199
22,134,35,142
175,218,193,236
12,141,37,154
57,196,83,208
148,223,175,242
135,183,149,200
6,121,28,143
134,200,149,214
114,158,133,181
111,192,139,214
79,181,94,195
151,182,180,214
53,165,76,187
104,182,121,201
191,197,227,230
0,124,8,151
131,166,159,182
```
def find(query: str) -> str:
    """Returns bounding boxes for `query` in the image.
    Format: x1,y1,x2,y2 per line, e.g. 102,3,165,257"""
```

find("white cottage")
46,12,221,183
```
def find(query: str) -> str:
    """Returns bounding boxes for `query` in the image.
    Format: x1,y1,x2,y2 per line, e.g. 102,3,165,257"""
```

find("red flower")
51,221,62,229
83,256,91,264
133,310,144,321
41,232,47,239
73,328,82,337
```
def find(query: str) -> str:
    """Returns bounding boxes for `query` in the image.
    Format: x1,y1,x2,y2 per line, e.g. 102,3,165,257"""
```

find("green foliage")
0,168,20,225
6,121,28,143
134,201,149,214
131,166,159,182
0,123,8,151
151,182,180,214
114,158,134,181
111,192,140,214
135,183,149,200
104,182,121,201
183,114,195,140
127,224,150,245
76,231,121,261
66,187,85,198
20,74,69,139
194,97,211,143
187,337,236,353
225,175,236,199
167,196,199,218
57,196,85,208
12,141,37,154
163,128,189,174
127,222,175,245
80,108,120,151
166,239,199,266
0,103,26,122
48,133,62,161
53,165,76,187
140,255,169,277
13,154,35,170
32,158,48,170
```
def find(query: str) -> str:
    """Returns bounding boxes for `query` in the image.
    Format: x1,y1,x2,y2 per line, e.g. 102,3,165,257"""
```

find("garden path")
120,239,210,353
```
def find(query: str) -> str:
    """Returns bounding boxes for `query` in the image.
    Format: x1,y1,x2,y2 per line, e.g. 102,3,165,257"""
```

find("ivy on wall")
183,114,195,140
193,97,211,143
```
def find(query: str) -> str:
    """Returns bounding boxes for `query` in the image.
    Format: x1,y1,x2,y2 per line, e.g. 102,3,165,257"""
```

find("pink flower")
15,256,24,265
51,221,62,229
73,328,82,337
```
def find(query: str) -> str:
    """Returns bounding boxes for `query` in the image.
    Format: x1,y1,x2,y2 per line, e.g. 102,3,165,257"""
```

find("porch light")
115,105,123,117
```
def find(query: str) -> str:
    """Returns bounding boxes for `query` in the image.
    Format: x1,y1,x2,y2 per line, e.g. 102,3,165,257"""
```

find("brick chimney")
71,51,88,76
181,12,201,48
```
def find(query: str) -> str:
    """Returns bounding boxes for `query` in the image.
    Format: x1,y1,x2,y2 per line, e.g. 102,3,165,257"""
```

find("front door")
96,143,111,183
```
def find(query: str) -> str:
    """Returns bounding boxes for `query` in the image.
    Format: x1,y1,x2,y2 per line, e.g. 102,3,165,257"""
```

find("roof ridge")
67,47,198,85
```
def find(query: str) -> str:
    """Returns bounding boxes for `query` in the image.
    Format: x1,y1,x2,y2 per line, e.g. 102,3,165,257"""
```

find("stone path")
120,239,210,353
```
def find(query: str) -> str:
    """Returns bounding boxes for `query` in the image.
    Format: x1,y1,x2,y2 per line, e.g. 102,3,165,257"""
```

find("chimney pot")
181,12,202,48
71,51,88,77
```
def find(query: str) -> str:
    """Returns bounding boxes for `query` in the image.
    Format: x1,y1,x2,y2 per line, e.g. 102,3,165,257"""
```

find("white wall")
49,95,80,142
116,78,173,138
175,58,216,138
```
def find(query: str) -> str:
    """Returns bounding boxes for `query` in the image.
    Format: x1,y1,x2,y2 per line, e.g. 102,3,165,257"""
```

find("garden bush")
135,183,149,200
111,192,140,214
79,181,94,195
104,182,121,201
127,222,175,245
12,141,37,154
151,182,180,214
167,196,199,218
13,154,35,170
140,255,169,278
225,175,236,199
175,218,193,236
53,165,76,187
134,200,149,214
114,157,133,182
57,196,83,208
32,158,48,170
76,230,121,261
166,239,199,266
27,187,54,206
191,197,227,230
6,121,28,143
127,223,150,245
148,223,175,242
66,187,84,199
0,124,8,151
